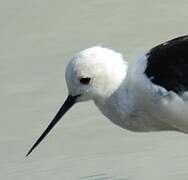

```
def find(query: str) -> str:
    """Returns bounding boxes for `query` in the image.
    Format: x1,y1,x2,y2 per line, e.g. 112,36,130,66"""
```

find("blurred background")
1,0,188,179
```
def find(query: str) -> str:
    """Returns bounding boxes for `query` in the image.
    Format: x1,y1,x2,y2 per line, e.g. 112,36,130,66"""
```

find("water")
1,0,188,179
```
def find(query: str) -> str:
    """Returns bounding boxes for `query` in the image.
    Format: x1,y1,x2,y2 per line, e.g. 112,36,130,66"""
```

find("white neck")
93,65,133,127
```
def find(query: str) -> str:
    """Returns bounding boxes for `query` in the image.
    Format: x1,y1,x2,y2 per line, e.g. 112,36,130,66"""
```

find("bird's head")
26,46,127,156
66,46,127,102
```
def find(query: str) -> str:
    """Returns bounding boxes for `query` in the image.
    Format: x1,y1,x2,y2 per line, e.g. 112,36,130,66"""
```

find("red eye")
79,77,91,85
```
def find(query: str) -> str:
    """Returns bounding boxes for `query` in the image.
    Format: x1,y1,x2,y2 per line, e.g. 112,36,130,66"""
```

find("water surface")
1,0,188,179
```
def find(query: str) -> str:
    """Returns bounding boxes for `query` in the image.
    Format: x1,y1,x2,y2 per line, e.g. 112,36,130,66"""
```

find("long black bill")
26,95,80,157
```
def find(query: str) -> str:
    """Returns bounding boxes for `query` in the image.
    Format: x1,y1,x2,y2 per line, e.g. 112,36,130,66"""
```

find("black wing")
145,35,188,94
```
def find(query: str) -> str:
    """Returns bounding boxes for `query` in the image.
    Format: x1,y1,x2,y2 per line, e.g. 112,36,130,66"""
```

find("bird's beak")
26,94,80,157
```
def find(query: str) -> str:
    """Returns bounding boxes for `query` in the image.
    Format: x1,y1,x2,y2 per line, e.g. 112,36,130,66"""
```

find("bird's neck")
94,70,135,127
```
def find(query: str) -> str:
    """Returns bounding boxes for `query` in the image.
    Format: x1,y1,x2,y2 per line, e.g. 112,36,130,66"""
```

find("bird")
26,35,188,156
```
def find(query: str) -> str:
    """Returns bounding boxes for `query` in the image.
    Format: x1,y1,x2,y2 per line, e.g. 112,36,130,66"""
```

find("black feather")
145,35,188,94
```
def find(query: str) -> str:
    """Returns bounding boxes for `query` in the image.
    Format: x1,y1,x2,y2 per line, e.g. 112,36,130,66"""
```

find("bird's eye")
79,77,91,85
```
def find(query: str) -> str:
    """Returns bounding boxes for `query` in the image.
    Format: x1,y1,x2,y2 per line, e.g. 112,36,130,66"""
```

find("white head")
66,46,127,102
26,46,128,156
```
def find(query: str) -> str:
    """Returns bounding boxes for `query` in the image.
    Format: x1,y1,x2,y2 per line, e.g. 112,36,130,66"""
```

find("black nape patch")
145,35,188,94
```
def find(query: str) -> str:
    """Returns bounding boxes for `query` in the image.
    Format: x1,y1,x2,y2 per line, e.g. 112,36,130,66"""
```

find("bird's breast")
95,98,174,132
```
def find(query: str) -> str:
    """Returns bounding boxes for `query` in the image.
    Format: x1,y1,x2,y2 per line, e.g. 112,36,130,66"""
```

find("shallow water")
1,0,188,179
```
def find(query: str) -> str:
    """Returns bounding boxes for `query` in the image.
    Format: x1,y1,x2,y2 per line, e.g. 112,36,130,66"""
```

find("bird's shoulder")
145,35,188,94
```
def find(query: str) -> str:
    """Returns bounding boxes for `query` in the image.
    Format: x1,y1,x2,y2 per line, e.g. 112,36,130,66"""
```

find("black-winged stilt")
27,35,188,156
